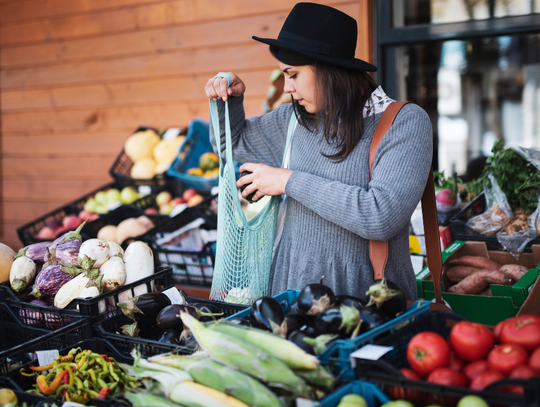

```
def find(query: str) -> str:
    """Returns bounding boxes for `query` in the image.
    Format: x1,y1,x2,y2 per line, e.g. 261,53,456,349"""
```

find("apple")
63,215,82,230
120,187,140,204
84,198,97,212
78,210,94,221
36,227,56,239
172,197,185,206
436,188,457,205
145,207,159,215
182,188,198,202
94,191,107,205
105,188,122,206
88,213,99,221
159,202,174,215
156,191,172,206
46,219,62,230
187,194,204,207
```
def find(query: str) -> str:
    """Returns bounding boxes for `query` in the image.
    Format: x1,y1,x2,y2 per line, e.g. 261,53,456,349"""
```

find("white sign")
162,128,182,140
162,287,186,305
295,398,318,407
36,349,59,371
350,344,393,368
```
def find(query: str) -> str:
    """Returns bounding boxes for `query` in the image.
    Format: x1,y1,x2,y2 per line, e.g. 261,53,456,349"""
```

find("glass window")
392,0,540,27
392,34,540,177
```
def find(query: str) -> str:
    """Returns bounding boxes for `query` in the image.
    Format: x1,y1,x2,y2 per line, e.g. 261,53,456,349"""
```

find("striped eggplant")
56,240,81,266
31,263,82,298
50,220,86,251
18,242,51,263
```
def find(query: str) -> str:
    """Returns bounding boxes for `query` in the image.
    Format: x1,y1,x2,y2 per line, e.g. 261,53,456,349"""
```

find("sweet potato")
500,264,529,282
485,270,514,286
478,287,492,296
447,270,490,294
448,255,501,271
446,266,483,283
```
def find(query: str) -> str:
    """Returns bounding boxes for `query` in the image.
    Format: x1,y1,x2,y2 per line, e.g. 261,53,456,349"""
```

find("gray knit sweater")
209,93,433,301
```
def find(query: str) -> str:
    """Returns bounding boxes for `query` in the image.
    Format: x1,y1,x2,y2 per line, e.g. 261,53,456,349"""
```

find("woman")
205,2,433,300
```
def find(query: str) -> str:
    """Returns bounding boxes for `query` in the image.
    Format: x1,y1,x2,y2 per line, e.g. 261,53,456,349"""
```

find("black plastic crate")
0,377,62,407
138,206,218,286
110,126,187,188
0,266,175,324
2,336,132,407
16,181,128,247
449,192,540,253
183,294,248,317
354,311,540,407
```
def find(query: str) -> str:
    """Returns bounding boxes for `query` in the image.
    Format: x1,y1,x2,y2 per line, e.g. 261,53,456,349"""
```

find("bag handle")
368,102,443,304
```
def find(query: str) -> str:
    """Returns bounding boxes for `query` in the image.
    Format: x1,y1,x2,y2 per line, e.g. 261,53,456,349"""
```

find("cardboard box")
417,240,540,325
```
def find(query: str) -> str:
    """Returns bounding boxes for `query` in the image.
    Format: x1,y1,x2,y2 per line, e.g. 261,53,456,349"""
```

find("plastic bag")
467,174,513,236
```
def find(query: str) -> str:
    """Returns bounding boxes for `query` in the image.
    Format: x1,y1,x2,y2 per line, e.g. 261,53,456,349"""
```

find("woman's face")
278,62,317,113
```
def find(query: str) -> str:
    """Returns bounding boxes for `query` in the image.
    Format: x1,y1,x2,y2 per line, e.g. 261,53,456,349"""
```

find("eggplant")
18,242,51,263
17,285,39,303
228,317,252,327
100,257,126,291
56,240,81,266
288,330,315,355
179,329,199,349
288,297,301,314
358,304,388,334
314,305,361,338
155,329,181,345
299,324,317,338
366,279,407,320
250,297,285,335
302,334,339,356
50,220,86,251
119,292,171,321
18,299,49,327
156,304,222,330
283,313,307,338
45,314,73,330
9,255,36,292
296,283,335,317
78,239,110,270
335,294,367,310
31,263,82,298
187,302,224,322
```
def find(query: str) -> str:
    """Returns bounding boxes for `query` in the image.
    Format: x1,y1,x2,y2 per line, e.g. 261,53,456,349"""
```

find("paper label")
63,402,86,407
162,287,186,305
36,349,59,371
162,128,182,140
350,344,393,361
295,398,318,407
138,186,152,196
169,203,188,217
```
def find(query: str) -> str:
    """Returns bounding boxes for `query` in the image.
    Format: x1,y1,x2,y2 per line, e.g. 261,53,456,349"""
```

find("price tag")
350,344,393,367
162,128,182,140
295,398,318,407
36,349,59,371
138,186,152,196
162,287,186,305
63,402,86,407
170,203,188,217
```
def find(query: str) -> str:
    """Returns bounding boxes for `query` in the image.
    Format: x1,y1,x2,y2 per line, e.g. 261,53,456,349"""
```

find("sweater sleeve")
209,96,294,167
285,104,433,241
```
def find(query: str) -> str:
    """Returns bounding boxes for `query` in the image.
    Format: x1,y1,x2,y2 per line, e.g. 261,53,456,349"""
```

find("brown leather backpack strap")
368,102,409,280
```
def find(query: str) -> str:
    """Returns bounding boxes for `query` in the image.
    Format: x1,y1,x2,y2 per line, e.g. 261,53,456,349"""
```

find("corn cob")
209,320,319,370
180,313,307,396
170,381,249,407
124,391,180,407
295,364,336,390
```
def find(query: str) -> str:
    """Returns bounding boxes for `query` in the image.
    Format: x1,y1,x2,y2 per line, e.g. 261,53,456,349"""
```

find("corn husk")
170,381,249,407
180,313,307,396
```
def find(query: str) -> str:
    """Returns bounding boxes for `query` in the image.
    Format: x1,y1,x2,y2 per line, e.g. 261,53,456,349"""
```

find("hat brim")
252,36,377,72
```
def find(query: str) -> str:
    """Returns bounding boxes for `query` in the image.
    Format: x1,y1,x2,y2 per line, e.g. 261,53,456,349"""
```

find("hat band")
277,30,355,59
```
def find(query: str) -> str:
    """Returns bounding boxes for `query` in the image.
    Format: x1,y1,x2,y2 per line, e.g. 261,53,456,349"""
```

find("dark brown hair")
270,46,378,162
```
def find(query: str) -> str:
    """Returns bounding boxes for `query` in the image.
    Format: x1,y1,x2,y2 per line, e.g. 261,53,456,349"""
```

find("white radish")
10,256,36,292
107,242,125,258
100,256,126,291
118,241,154,303
54,273,90,308
78,239,110,269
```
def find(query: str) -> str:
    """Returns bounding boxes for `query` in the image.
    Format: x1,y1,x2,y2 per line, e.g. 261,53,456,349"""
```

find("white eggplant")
100,256,126,291
108,242,124,258
78,239,110,269
78,286,106,314
10,256,36,292
54,272,94,309
118,241,154,303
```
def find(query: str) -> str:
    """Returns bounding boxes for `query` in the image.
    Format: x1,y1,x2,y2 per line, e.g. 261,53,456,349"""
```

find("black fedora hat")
253,2,377,72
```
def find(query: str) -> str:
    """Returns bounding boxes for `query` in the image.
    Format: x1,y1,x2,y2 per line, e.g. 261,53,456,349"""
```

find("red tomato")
487,344,528,375
470,370,505,391
503,365,539,394
493,320,506,342
449,352,465,372
450,321,494,361
427,367,467,387
528,347,540,373
400,368,422,381
407,332,450,377
463,360,490,382
499,316,540,351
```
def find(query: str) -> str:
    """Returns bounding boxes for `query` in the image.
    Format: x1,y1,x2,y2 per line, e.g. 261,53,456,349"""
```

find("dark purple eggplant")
296,283,335,317
228,317,252,327
299,324,317,338
18,242,51,263
288,297,301,314
45,314,72,330
188,302,224,322
31,263,81,298
55,240,81,266
365,279,407,320
156,304,222,330
335,294,367,310
17,285,39,303
314,305,361,337
288,330,315,355
239,171,258,203
358,304,388,334
302,334,339,356
119,292,171,321
155,329,181,345
283,313,307,338
18,299,50,327
250,297,285,335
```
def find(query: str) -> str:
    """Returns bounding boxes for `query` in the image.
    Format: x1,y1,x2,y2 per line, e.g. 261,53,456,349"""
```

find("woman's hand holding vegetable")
237,163,293,202
205,72,245,102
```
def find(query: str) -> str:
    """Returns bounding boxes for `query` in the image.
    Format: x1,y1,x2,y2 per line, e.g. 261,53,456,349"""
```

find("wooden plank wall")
0,0,373,251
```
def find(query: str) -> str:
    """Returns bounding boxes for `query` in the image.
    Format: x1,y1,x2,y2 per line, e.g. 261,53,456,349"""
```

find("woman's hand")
237,163,293,202
205,72,246,102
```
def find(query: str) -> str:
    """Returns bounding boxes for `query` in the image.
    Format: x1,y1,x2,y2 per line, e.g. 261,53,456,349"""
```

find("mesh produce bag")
208,73,296,305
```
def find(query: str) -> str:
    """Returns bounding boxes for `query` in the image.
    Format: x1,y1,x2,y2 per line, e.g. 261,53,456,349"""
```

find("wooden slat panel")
0,20,50,44
1,223,25,251
1,44,275,88
1,70,270,110
1,3,358,67
3,179,108,200
4,200,73,221
1,99,262,132
0,0,166,25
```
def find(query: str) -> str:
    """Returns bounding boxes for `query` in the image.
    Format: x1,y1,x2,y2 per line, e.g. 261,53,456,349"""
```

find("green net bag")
209,73,296,305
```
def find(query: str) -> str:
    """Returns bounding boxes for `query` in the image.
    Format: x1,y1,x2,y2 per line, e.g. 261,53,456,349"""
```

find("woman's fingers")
205,73,245,101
